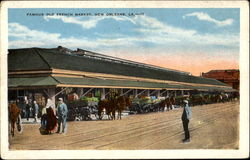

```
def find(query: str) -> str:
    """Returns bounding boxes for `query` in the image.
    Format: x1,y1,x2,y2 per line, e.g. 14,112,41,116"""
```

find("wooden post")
121,89,132,96
76,88,83,98
16,90,19,100
134,89,138,98
82,88,94,97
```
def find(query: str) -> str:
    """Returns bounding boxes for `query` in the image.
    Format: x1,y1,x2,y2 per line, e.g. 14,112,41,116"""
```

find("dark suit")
182,103,192,140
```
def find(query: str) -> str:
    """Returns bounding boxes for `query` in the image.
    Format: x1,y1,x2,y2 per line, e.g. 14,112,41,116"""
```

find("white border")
1,1,249,159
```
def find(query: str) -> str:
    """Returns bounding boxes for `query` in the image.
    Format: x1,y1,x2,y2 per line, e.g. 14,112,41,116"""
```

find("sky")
8,8,240,76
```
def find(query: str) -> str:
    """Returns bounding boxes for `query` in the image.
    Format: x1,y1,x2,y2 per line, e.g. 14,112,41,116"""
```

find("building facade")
8,46,234,106
202,69,240,90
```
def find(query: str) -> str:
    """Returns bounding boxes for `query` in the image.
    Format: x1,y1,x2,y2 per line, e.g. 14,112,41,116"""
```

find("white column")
157,90,160,98
101,88,105,100
134,89,138,98
47,88,56,104
147,90,150,97
181,90,184,96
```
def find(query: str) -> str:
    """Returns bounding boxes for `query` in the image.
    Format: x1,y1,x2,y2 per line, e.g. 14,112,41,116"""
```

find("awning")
53,76,189,89
8,76,234,91
8,76,58,89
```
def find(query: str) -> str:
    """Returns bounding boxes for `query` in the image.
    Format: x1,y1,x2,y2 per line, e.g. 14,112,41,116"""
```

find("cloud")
8,22,239,76
44,15,135,29
9,22,98,48
183,12,233,27
132,15,238,47
44,16,105,29
9,13,239,52
8,22,141,49
42,14,238,47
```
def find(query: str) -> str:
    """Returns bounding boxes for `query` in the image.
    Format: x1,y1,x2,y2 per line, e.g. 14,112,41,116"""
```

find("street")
9,101,239,150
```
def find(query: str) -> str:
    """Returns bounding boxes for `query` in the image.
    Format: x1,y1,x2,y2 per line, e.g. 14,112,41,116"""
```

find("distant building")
202,69,239,90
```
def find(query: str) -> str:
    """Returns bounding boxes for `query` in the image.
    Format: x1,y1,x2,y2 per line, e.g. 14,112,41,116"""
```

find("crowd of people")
14,97,68,135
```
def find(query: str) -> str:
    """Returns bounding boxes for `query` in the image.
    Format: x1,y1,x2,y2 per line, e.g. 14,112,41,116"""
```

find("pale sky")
8,8,239,76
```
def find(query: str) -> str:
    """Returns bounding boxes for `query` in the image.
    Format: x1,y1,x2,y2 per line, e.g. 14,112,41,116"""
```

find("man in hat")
181,99,192,143
56,98,68,134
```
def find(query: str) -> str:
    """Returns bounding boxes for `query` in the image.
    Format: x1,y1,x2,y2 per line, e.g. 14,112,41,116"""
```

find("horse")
9,102,23,137
210,94,222,103
170,96,176,109
165,97,173,111
158,99,166,111
115,96,126,120
98,99,115,120
115,96,132,120
203,94,211,104
98,96,132,120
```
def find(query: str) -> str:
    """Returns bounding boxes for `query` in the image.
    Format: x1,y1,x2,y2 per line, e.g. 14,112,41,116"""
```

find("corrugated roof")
54,76,191,89
8,76,58,88
8,48,51,71
8,47,230,87
8,76,233,92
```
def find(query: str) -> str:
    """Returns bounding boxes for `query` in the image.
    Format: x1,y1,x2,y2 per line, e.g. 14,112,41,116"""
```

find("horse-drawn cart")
67,99,99,121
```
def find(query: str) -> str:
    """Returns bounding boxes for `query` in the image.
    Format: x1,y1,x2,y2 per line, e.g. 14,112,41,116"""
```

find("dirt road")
9,101,239,150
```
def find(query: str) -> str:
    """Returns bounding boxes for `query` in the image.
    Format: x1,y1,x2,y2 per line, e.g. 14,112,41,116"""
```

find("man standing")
182,99,192,143
25,97,31,121
33,101,39,123
56,98,68,134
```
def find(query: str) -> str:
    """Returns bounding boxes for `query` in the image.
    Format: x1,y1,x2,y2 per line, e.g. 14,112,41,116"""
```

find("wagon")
67,100,99,121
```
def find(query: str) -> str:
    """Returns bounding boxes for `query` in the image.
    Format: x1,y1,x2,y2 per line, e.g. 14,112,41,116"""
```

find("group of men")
22,97,39,122
21,96,68,134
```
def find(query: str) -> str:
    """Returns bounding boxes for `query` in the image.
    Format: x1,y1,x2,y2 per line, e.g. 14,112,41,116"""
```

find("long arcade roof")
8,76,235,92
8,47,233,91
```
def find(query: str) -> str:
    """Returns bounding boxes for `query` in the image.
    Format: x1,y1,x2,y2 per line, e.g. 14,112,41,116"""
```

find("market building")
8,46,235,113
202,69,240,91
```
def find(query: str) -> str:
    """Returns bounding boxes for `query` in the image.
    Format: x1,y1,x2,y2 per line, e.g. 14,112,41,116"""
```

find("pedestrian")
181,99,192,143
41,105,47,128
46,98,56,114
33,101,39,123
56,98,68,134
45,98,57,134
24,97,31,121
16,99,21,108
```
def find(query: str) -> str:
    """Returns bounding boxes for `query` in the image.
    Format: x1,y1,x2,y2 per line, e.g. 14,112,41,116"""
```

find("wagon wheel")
93,113,99,120
98,111,104,120
87,111,92,121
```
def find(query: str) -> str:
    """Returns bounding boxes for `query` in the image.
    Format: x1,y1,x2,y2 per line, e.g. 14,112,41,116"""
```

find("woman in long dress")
45,99,57,134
